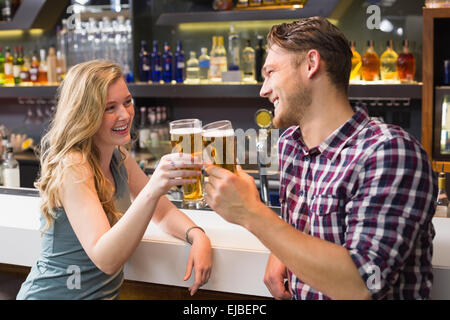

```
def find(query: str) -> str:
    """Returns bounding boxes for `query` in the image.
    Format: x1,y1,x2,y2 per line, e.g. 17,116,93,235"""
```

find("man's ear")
305,49,320,79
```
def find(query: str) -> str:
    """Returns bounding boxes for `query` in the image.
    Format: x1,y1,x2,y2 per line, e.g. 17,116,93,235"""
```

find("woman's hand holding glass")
146,153,203,199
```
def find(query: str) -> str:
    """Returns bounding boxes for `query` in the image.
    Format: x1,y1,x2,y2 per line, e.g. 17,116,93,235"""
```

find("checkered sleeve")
344,137,437,300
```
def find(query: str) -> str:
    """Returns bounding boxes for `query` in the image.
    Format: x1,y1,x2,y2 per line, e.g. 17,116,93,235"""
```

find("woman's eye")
105,106,115,112
125,100,133,106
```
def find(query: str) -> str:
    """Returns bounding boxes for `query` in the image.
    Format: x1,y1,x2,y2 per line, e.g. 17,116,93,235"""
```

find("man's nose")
259,79,271,98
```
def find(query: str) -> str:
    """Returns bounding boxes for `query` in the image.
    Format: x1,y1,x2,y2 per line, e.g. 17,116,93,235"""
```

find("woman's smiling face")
93,77,134,149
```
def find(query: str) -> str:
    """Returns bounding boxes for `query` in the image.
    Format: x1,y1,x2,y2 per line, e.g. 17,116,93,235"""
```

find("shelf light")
178,19,297,32
0,29,44,39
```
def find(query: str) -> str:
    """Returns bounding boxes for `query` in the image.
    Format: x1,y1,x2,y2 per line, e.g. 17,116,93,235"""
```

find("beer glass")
169,119,204,209
202,120,237,173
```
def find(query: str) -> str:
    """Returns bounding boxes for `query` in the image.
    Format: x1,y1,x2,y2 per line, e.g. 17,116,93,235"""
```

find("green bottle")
13,46,21,85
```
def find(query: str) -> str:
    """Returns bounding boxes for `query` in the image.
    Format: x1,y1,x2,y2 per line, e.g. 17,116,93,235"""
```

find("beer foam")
202,129,235,138
170,128,203,135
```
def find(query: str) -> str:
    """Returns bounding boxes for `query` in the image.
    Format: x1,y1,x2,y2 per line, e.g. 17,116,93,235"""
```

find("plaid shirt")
278,107,437,300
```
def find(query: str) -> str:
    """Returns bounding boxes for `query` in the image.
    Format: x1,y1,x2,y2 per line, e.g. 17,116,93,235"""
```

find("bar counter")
1,187,450,300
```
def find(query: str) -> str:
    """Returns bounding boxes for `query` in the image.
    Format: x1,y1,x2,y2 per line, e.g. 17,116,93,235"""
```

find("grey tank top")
17,149,132,300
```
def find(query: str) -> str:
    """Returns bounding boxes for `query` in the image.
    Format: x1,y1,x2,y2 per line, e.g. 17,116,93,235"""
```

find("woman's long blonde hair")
36,60,126,232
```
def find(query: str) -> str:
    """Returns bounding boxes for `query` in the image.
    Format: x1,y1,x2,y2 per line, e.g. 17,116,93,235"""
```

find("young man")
204,17,436,300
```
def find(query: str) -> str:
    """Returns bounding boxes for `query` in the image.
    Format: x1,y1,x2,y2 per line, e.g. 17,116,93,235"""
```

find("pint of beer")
169,119,204,209
202,120,237,173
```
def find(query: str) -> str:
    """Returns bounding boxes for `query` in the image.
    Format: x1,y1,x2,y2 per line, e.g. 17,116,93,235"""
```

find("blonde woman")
16,60,212,300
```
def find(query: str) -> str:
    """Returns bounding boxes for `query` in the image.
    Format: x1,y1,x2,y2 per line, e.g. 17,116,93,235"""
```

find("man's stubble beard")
273,86,312,129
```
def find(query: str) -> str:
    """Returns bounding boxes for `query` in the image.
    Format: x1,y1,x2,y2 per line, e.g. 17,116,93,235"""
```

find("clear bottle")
228,24,240,71
174,40,185,83
2,142,20,188
162,42,173,83
397,39,415,82
380,40,398,81
361,40,380,81
0,135,8,186
138,106,150,151
242,39,256,83
185,51,200,84
139,40,151,82
209,36,220,82
435,165,450,217
2,0,11,22
209,36,227,82
198,47,210,84
56,50,66,82
29,51,39,84
350,41,362,81
151,40,162,83
38,49,48,85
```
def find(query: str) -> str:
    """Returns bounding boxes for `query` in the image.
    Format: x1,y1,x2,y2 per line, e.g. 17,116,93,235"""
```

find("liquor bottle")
29,51,39,84
380,40,398,81
236,0,249,8
210,36,228,82
2,142,20,188
361,40,380,81
435,165,450,217
12,46,21,85
174,40,185,83
255,35,265,83
19,48,31,85
38,49,48,85
212,0,233,11
185,51,200,84
209,36,220,82
139,40,151,82
47,46,58,84
3,47,14,85
397,40,415,82
162,42,173,83
249,0,262,6
151,40,162,83
2,0,11,21
242,39,256,83
0,46,4,86
216,36,228,76
228,24,240,71
198,47,210,84
0,135,7,186
349,41,362,81
138,106,150,151
56,50,66,82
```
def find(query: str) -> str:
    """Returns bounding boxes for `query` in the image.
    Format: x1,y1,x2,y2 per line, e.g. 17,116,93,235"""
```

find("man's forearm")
246,202,371,300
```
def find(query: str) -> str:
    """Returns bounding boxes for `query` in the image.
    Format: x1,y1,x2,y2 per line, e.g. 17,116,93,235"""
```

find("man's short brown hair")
267,16,352,92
